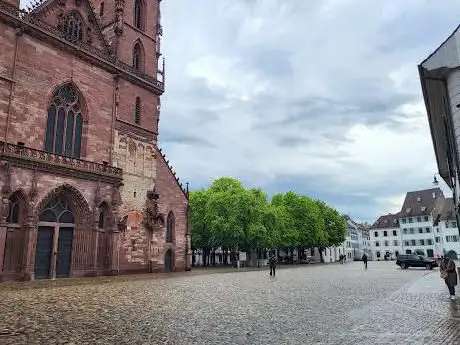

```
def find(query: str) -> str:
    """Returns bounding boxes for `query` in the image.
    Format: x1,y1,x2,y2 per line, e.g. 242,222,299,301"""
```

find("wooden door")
55,227,74,278
34,227,54,279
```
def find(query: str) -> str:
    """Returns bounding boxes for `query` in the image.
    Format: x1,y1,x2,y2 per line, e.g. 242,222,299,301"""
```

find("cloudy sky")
21,0,460,222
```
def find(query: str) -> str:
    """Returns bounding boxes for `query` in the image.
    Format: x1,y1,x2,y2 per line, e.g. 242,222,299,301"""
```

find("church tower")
91,0,168,271
93,0,164,83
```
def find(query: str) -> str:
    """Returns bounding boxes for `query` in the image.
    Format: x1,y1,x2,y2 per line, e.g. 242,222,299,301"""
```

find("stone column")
0,225,7,281
0,195,9,281
21,223,36,281
109,230,119,275
92,228,99,276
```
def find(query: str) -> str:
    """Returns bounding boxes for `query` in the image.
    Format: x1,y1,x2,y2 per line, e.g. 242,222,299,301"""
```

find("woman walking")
442,255,458,300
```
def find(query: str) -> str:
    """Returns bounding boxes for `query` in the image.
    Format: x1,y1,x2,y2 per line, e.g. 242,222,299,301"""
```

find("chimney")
432,192,436,199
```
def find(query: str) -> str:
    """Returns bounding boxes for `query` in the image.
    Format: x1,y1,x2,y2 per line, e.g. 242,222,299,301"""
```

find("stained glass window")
65,111,75,157
39,198,74,224
135,97,141,124
44,84,84,159
55,108,65,155
62,12,83,42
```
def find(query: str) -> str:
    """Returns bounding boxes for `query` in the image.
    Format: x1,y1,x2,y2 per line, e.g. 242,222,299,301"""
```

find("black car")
396,254,438,270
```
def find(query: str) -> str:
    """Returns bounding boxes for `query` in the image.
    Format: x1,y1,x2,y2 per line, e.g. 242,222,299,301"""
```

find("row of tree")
190,177,348,265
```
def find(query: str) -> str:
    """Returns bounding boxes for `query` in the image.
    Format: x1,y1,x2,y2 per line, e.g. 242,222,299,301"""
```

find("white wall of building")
399,215,437,257
370,227,403,260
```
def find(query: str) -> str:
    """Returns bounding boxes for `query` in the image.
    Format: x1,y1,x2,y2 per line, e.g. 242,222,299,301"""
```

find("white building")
370,214,402,260
371,189,460,260
435,198,460,258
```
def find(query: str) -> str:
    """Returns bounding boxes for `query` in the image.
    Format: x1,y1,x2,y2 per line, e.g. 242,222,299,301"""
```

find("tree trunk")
319,247,324,263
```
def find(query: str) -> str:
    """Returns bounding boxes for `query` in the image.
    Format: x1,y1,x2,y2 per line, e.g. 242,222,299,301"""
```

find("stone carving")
117,215,127,232
143,188,164,231
29,169,38,200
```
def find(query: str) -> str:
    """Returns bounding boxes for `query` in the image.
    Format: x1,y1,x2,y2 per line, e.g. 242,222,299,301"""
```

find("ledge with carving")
143,188,165,232
0,1,164,93
0,141,123,184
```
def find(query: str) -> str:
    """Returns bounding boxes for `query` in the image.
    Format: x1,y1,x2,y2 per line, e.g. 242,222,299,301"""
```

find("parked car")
396,254,438,270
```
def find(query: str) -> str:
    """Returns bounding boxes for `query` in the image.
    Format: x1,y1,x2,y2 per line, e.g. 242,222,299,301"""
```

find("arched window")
45,84,84,159
133,43,142,71
62,11,84,42
6,197,21,224
39,198,75,224
134,0,144,31
166,211,174,243
135,97,141,124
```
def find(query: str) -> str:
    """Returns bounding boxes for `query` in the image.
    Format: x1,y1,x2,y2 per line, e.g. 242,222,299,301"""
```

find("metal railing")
0,141,123,178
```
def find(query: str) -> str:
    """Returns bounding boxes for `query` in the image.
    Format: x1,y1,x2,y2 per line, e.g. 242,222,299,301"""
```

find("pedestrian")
362,253,368,269
269,252,277,277
441,255,458,300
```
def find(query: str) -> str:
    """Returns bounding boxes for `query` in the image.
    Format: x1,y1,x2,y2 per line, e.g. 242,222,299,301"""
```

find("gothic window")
45,84,84,159
62,11,84,42
98,208,105,229
134,0,144,31
39,198,75,224
6,198,20,224
135,97,141,124
99,2,104,17
166,211,174,243
133,43,142,71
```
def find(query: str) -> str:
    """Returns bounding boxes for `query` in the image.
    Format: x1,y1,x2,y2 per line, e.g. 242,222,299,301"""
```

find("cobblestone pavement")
0,262,459,345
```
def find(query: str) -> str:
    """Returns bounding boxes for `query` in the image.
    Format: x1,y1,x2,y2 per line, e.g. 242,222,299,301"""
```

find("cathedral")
0,0,191,282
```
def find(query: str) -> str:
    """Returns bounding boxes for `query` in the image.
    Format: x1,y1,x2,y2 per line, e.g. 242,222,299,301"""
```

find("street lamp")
433,173,440,186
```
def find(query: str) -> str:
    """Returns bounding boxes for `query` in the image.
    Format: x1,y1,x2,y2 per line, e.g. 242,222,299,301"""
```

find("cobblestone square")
0,261,459,345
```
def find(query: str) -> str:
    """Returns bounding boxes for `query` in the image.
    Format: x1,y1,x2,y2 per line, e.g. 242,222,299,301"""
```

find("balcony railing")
0,1,164,91
0,141,123,181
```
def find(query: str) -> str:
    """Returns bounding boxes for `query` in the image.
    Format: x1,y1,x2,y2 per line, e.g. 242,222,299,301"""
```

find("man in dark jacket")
269,252,277,277
362,253,368,269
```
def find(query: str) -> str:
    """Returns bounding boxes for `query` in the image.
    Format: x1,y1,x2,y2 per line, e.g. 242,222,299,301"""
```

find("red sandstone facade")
0,0,191,282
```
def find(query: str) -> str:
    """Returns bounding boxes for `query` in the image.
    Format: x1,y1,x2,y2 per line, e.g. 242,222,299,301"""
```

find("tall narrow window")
135,97,141,124
134,0,143,30
166,212,174,243
45,84,84,159
99,2,104,17
61,11,84,42
133,43,142,71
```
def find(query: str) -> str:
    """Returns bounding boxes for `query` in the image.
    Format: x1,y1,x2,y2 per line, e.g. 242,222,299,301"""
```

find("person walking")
442,255,458,300
362,253,368,269
269,252,277,277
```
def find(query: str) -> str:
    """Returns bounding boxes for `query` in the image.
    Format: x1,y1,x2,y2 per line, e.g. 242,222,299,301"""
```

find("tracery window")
135,97,141,124
62,11,84,42
45,84,84,159
133,43,142,71
134,0,144,30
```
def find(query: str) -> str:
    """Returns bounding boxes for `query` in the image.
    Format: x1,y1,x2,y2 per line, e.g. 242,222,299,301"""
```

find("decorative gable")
29,0,111,54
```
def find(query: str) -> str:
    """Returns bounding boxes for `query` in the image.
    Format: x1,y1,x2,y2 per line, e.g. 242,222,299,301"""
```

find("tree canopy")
189,177,347,260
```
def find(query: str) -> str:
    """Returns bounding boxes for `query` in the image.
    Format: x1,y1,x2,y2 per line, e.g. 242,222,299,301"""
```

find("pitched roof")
370,213,400,229
440,197,456,221
399,188,444,217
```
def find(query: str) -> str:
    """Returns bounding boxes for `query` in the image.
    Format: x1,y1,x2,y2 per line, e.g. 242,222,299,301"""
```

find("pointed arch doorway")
34,198,75,279
164,250,173,273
